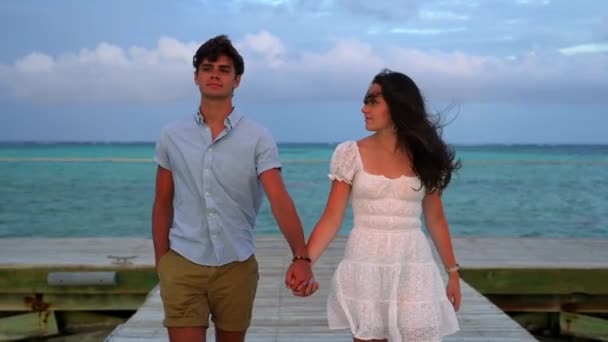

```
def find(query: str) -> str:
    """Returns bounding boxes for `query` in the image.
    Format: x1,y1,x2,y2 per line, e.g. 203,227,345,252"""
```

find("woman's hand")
446,273,461,312
287,262,319,297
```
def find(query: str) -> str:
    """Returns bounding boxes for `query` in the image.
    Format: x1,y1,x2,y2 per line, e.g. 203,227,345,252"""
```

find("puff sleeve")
328,141,359,184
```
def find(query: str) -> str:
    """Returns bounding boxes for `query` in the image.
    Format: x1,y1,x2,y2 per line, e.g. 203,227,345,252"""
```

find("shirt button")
205,191,210,196
208,147,213,152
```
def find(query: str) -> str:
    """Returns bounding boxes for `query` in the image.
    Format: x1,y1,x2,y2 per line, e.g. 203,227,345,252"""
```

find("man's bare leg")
168,327,206,342
215,328,246,342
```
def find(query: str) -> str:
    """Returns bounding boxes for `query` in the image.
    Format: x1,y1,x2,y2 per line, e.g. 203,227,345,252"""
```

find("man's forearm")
271,197,308,257
152,200,173,265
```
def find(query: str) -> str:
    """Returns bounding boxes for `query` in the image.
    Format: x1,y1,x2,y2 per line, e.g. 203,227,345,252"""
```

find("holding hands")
285,257,319,297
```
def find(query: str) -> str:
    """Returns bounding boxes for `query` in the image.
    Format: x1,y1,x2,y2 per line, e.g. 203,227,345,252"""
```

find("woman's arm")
422,192,457,270
307,180,352,264
422,191,461,311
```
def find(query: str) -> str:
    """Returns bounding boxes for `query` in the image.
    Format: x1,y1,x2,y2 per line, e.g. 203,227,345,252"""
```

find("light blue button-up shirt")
154,109,282,266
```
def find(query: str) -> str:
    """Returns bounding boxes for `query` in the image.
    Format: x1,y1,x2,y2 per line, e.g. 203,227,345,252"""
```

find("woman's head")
362,69,426,134
364,69,461,193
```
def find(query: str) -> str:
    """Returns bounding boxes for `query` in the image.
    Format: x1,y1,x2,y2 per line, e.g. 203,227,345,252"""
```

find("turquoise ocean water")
1,143,607,238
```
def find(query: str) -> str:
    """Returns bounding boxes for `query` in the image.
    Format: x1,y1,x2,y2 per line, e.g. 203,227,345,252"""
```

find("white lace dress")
326,141,459,342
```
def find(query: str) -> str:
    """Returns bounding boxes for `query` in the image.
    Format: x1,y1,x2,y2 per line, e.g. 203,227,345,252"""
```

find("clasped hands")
285,259,319,297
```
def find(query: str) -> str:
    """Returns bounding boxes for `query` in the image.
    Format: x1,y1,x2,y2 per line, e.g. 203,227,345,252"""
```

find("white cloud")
15,53,55,73
516,0,550,5
0,37,199,104
0,32,607,105
235,0,422,21
559,43,608,56
419,10,470,21
78,43,130,66
237,31,287,67
390,27,467,35
335,0,420,21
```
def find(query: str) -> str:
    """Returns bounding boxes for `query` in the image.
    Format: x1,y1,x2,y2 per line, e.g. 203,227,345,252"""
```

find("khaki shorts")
157,250,259,331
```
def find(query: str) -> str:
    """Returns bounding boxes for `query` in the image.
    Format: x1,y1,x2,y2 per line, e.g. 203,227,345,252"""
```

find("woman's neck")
373,128,399,153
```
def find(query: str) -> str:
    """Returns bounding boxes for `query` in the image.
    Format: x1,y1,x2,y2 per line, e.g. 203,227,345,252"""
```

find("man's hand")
285,261,317,296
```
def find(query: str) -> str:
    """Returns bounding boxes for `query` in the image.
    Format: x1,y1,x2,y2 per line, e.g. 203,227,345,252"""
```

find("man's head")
193,35,244,75
193,35,244,99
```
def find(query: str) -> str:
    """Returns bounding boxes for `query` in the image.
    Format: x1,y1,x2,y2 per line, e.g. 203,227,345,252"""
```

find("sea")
1,143,607,238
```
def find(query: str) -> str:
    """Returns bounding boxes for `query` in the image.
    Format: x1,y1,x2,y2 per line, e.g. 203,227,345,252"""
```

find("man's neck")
199,99,234,127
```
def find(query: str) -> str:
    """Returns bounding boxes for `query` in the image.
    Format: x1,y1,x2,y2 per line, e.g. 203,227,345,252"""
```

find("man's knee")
214,327,247,342
168,326,207,342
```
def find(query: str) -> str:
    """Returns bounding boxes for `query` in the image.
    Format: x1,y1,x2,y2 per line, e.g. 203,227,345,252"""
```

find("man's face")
194,54,241,99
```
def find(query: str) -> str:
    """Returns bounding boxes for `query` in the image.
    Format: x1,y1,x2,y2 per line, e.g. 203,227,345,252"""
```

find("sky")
0,0,607,144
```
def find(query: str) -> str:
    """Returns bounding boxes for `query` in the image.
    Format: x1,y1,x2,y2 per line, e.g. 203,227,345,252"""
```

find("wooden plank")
461,268,608,295
60,311,128,332
452,237,608,269
487,294,608,313
0,238,154,268
0,311,58,341
0,268,158,294
511,313,549,333
2,237,608,269
0,293,146,311
45,328,117,342
560,312,608,341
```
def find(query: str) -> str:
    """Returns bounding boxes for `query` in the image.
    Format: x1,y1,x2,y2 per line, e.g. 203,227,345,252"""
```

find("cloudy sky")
0,0,607,143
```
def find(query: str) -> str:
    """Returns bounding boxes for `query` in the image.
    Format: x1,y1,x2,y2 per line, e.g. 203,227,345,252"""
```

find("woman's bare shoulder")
356,136,375,150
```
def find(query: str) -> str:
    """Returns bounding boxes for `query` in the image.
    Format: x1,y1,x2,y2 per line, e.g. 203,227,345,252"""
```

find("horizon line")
1,140,608,146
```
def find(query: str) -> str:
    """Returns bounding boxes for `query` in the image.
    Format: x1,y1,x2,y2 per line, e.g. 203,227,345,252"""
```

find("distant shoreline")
1,141,608,147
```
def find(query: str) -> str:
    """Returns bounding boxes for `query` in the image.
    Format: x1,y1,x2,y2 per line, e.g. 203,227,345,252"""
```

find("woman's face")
361,83,393,132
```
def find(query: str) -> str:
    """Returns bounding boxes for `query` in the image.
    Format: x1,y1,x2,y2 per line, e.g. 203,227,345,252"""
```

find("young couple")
152,34,462,342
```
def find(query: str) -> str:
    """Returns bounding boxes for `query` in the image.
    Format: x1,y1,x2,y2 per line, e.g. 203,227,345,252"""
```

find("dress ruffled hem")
328,294,459,341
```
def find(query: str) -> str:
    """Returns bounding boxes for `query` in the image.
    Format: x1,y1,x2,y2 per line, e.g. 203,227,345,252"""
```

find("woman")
303,69,462,341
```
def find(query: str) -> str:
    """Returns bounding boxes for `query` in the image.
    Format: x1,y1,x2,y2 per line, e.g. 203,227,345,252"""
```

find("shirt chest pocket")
210,149,256,190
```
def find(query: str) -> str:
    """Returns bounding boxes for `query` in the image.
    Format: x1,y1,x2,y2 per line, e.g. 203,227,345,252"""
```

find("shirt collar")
195,107,244,130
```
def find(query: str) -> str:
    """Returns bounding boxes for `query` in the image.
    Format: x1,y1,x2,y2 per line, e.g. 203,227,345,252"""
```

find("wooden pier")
2,237,608,341
105,237,539,342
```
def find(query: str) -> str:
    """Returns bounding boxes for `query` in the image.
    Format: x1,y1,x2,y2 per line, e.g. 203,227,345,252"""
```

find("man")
152,34,314,342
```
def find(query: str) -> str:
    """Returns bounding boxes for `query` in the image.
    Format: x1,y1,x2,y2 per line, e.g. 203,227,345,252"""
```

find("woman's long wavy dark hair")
372,69,461,194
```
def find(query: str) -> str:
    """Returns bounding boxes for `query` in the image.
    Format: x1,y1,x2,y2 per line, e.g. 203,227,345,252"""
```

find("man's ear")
194,70,199,85
233,74,241,89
